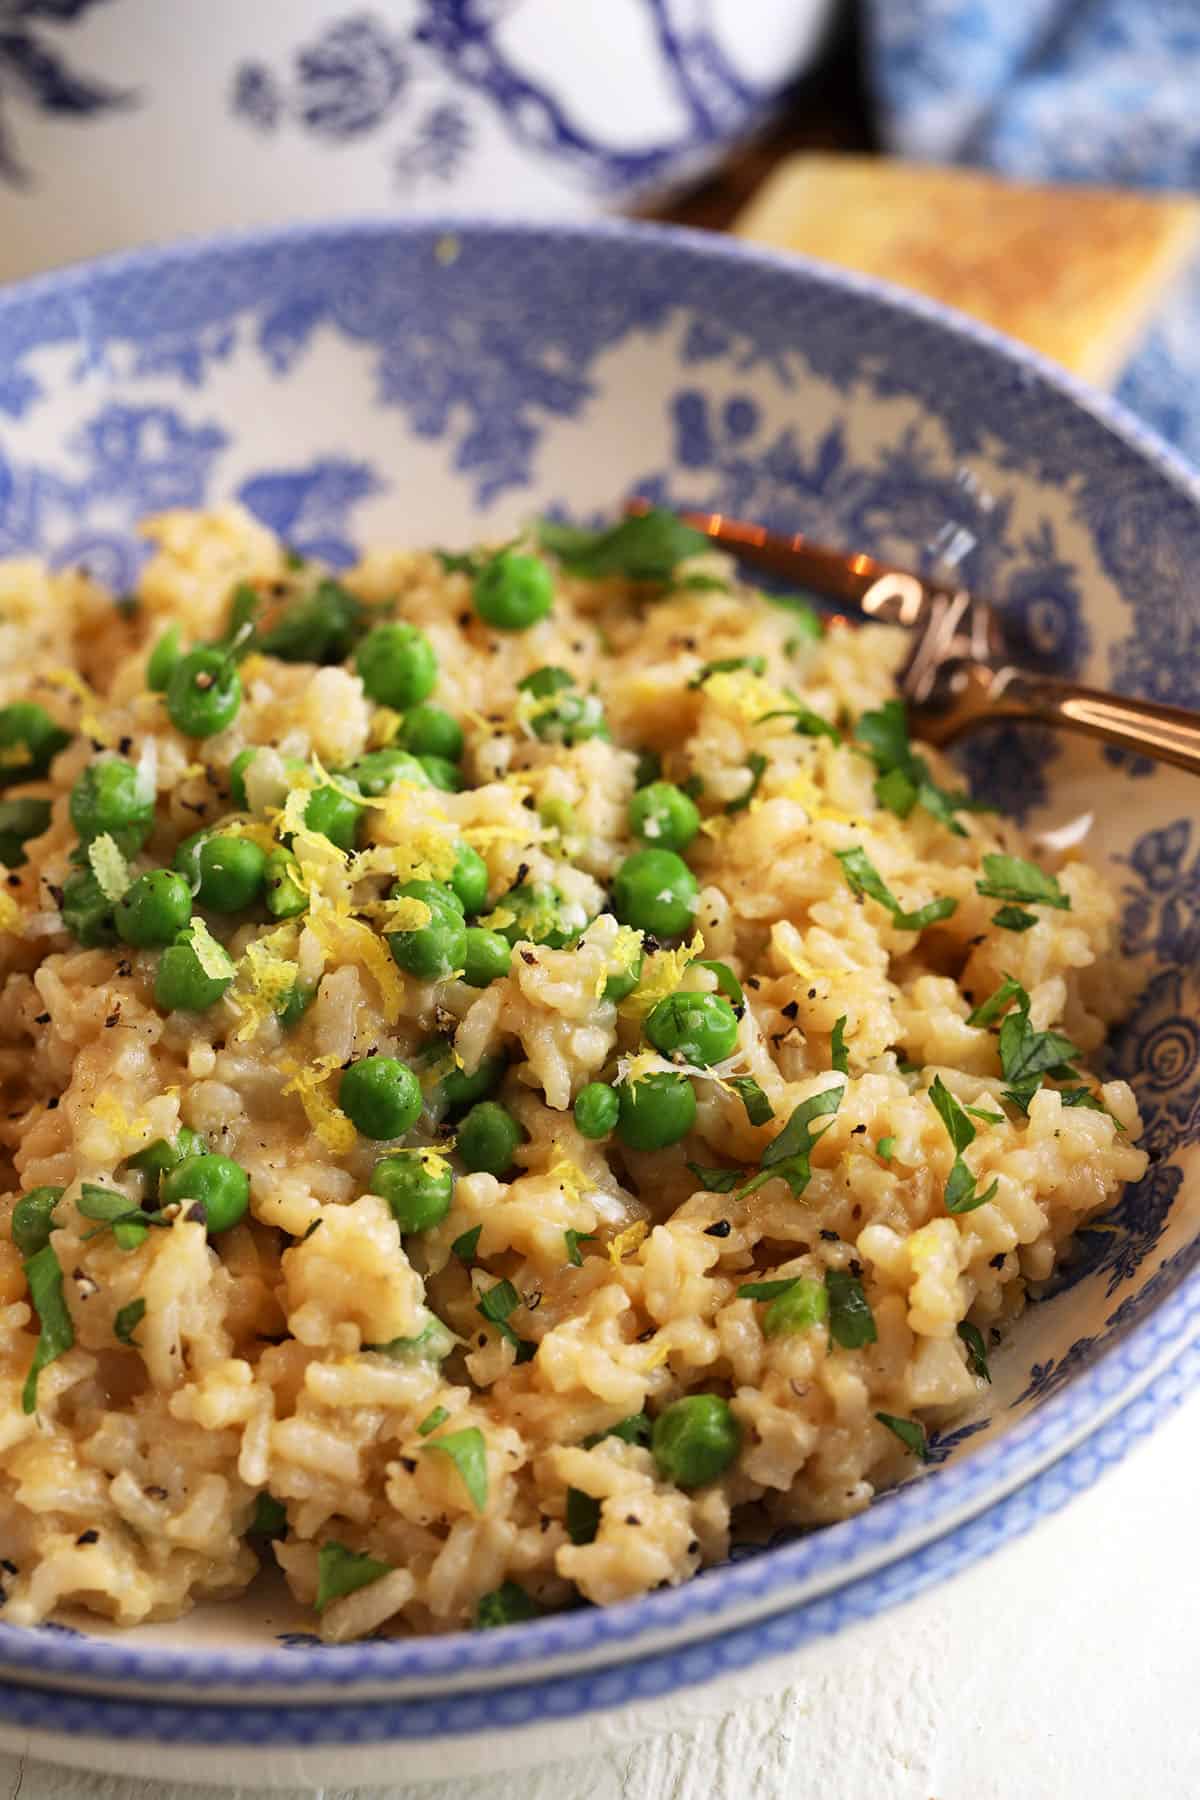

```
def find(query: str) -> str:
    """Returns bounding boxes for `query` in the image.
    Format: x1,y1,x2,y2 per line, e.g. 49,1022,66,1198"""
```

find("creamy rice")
0,506,1147,1640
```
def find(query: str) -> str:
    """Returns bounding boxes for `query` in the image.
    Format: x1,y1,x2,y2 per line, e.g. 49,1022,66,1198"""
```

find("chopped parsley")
998,1000,1080,1113
113,1298,146,1346
688,655,766,688
686,1162,742,1193
563,1228,596,1267
957,1320,992,1383
565,1486,601,1545
477,1280,536,1363
967,974,1027,1028
248,1494,288,1539
422,1426,488,1511
826,1268,877,1349
729,1076,774,1127
965,1105,1005,1124
836,845,957,932
756,704,840,742
830,1015,849,1075
21,1242,74,1414
451,1224,482,1263
475,1580,539,1629
875,1412,929,1461
78,1182,165,1252
696,959,744,1009
927,1075,1000,1215
991,904,1038,933
418,1405,449,1437
538,509,711,582
1059,1087,1123,1127
876,1136,895,1162
737,1083,844,1199
737,1278,803,1301
975,853,1070,912
583,1413,652,1449
315,1541,391,1613
726,751,768,814
856,700,978,837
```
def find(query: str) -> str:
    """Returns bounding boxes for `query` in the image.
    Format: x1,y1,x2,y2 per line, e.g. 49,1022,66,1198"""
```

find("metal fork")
642,505,1200,775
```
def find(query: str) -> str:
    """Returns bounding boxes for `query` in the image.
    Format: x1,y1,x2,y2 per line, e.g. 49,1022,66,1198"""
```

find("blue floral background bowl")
1,217,1199,1783
0,0,833,283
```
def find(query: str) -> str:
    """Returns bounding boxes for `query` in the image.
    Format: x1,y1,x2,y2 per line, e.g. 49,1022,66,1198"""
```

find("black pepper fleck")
704,1220,731,1238
781,1000,799,1020
33,1012,50,1024
989,1252,1007,1269
76,1529,100,1546
819,1229,839,1243
848,1259,863,1279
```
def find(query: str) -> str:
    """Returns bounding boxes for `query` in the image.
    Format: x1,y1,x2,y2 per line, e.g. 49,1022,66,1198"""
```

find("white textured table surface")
6,1386,1199,1799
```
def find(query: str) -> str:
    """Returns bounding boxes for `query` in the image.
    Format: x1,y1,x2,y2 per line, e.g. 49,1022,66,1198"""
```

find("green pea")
763,1278,829,1337
450,843,488,915
438,1050,506,1115
371,1153,453,1233
458,1100,524,1176
60,867,118,946
574,1082,619,1139
475,1580,538,1629
474,552,554,631
228,747,258,810
629,781,700,853
304,785,364,853
398,705,463,762
602,946,643,1004
0,797,51,868
387,880,468,981
275,982,315,1029
418,753,463,791
612,848,698,939
651,1394,741,1489
264,848,308,918
355,622,438,709
190,834,268,912
0,702,70,788
69,758,155,853
616,1073,696,1150
115,869,193,947
11,1185,64,1257
161,1152,250,1234
645,991,739,1067
154,923,234,1012
517,666,574,700
339,1056,422,1140
492,881,578,949
531,688,609,746
462,927,511,988
341,748,430,797
126,1127,203,1197
166,648,242,739
146,624,183,692
258,578,363,664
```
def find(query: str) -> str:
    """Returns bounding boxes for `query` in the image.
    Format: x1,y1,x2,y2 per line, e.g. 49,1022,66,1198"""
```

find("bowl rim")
1,213,1199,1694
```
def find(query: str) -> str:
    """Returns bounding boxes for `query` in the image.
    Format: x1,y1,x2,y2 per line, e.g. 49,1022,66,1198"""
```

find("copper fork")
639,505,1200,774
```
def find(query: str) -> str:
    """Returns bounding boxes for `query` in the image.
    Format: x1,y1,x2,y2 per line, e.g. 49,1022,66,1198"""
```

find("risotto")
0,505,1147,1642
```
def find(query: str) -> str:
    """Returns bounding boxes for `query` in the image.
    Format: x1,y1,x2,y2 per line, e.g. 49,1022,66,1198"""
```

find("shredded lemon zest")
0,890,22,933
460,823,530,847
641,1339,671,1370
699,668,791,721
307,904,405,1022
619,930,703,1023
216,816,280,855
368,707,403,749
545,1152,590,1205
187,917,235,982
87,833,132,902
89,1092,151,1148
608,1219,650,1266
460,707,493,734
700,815,734,841
280,1054,357,1154
781,766,857,825
479,905,515,932
229,923,302,1043
366,894,433,934
42,666,97,708
416,1146,454,1178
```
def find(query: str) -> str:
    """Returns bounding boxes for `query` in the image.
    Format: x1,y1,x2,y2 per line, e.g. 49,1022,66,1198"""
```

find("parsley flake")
830,1015,849,1074
737,1278,802,1301
967,975,1028,1028
451,1224,482,1263
477,1280,536,1363
315,1541,391,1613
418,1405,449,1437
564,1228,596,1267
565,1486,601,1545
113,1297,146,1346
876,1136,895,1162
422,1426,489,1511
475,1580,539,1629
695,959,744,1009
826,1268,877,1349
729,1076,774,1127
856,699,977,837
538,509,710,582
21,1243,74,1414
976,853,1070,912
248,1494,288,1539
582,1413,652,1449
957,1320,992,1383
927,1075,1000,1215
756,704,840,742
688,655,766,688
836,845,957,932
875,1412,929,1460
991,904,1038,933
726,751,768,814
686,1162,743,1193
737,1083,844,1199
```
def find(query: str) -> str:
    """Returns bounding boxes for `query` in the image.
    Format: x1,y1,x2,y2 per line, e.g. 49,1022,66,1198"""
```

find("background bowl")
0,0,834,282
1,218,1199,1785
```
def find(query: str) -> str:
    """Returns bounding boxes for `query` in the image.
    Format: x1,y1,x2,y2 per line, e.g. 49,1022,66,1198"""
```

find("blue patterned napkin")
864,0,1200,465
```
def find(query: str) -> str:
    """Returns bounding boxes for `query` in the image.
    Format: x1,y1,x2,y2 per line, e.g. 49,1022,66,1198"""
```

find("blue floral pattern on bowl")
0,220,1197,1739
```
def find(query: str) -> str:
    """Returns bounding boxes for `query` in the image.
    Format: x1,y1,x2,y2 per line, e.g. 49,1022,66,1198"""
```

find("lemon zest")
281,1054,358,1154
368,706,403,749
479,906,515,932
0,890,22,933
781,766,857,825
608,1219,650,1266
87,833,132,902
215,816,280,855
619,930,704,1023
366,894,434,934
186,917,236,982
460,824,530,847
699,668,791,721
89,1092,152,1149
641,1340,671,1371
229,922,302,1044
307,905,405,1023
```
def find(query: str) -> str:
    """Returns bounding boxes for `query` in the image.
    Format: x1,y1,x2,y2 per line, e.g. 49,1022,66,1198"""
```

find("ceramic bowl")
1,219,1199,1788
0,0,834,282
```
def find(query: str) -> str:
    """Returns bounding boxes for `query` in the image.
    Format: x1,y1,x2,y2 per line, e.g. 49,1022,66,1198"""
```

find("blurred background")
0,1,1197,461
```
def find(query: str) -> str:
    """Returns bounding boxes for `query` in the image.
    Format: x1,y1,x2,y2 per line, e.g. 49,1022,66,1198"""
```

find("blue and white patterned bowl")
2,218,1200,1783
0,0,833,283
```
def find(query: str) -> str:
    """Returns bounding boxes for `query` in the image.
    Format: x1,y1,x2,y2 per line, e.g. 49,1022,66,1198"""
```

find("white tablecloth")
5,1385,1198,1798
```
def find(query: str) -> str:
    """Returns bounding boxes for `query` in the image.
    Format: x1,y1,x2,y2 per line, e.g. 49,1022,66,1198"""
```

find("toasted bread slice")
735,153,1200,384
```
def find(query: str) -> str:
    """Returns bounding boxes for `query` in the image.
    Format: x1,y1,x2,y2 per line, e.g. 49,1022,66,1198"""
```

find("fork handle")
929,663,1200,775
